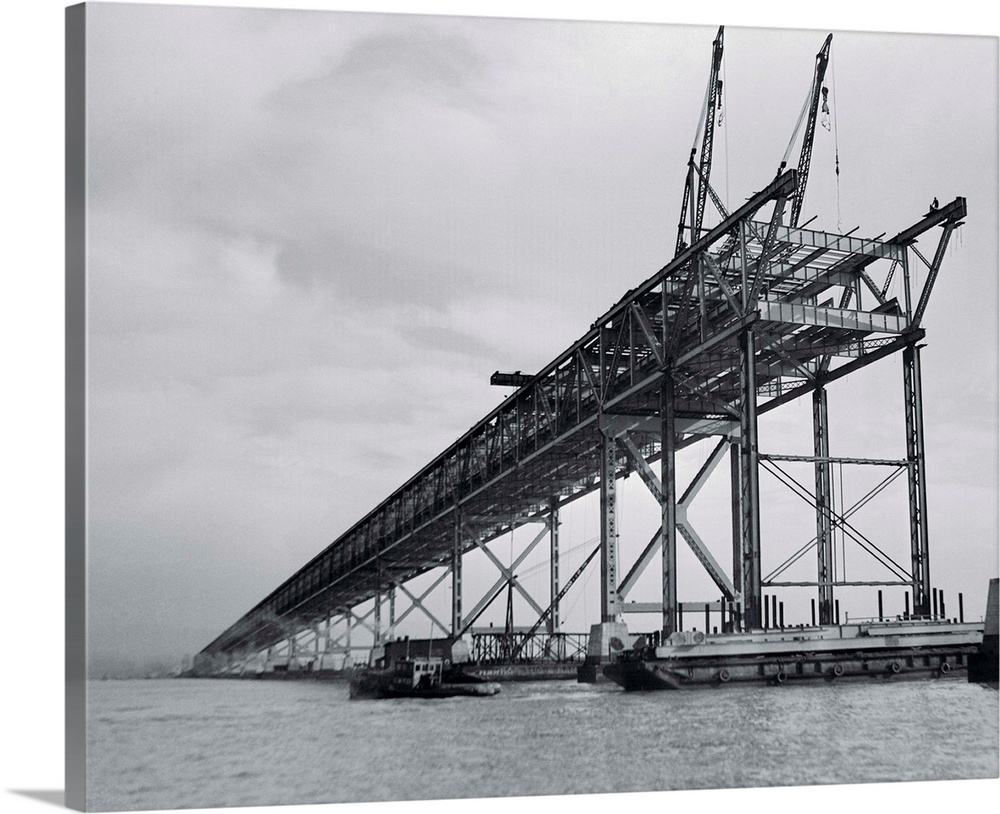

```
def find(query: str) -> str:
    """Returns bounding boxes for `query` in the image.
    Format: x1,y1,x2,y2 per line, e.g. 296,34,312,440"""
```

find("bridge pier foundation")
577,621,642,683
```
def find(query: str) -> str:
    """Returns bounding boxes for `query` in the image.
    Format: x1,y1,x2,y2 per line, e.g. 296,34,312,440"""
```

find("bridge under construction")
195,26,967,677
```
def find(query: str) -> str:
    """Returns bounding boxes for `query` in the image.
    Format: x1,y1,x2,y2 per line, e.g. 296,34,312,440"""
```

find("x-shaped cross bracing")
392,571,451,638
456,519,550,637
759,458,911,582
618,432,735,600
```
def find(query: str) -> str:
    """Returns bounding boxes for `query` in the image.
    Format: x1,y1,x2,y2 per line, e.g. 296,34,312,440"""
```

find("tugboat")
349,655,501,700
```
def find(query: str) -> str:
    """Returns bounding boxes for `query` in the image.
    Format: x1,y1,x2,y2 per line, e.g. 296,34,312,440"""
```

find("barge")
603,618,985,690
461,662,579,682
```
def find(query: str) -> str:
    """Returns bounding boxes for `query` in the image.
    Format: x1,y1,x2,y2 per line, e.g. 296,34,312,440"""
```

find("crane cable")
782,75,813,170
829,47,843,233
722,52,730,214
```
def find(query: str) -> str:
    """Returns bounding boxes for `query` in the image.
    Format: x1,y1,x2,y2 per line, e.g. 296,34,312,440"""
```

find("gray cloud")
276,26,492,112
272,230,490,307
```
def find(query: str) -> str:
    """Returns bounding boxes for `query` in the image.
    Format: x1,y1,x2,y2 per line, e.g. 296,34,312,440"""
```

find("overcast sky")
78,2,998,670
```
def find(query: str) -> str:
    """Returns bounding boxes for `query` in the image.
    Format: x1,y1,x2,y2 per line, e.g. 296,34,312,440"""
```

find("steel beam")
620,434,663,499
618,528,661,600
911,221,960,328
757,222,904,262
762,453,908,466
676,520,734,598
758,301,907,334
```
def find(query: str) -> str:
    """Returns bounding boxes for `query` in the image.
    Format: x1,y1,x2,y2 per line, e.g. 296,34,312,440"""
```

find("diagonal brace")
469,527,548,618
619,434,734,598
394,576,451,637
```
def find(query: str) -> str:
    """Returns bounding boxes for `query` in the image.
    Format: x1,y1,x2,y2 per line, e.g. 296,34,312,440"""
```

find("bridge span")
196,29,966,677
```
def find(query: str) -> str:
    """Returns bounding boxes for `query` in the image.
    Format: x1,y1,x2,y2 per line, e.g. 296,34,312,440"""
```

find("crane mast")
786,34,833,228
675,26,725,255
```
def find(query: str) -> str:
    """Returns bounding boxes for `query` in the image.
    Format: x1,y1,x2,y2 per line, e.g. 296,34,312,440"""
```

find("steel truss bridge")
197,28,967,673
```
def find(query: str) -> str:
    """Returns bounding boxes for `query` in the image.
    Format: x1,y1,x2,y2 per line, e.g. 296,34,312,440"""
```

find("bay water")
86,677,999,811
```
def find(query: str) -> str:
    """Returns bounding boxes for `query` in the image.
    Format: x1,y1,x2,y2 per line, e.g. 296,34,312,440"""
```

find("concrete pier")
578,621,639,683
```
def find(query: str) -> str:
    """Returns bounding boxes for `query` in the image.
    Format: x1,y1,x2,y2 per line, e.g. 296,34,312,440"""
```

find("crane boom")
694,26,725,237
507,541,602,661
675,26,725,255
789,34,833,228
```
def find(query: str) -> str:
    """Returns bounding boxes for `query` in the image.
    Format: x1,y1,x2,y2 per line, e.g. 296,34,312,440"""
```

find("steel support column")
903,343,931,616
661,375,678,635
901,244,913,320
729,440,743,628
452,507,463,636
599,427,620,622
813,386,835,624
739,329,762,629
388,585,396,641
548,497,560,635
373,562,382,646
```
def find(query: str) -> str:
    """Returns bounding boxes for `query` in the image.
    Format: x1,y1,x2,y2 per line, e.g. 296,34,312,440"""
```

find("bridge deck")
201,171,966,657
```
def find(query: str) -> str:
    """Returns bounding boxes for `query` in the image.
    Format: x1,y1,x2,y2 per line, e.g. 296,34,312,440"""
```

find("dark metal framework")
471,630,588,665
199,32,966,666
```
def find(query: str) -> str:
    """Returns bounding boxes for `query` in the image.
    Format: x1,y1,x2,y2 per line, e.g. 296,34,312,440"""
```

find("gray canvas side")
65,3,87,811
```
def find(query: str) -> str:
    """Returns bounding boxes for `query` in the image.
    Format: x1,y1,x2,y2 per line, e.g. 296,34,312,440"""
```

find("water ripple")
85,678,999,810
